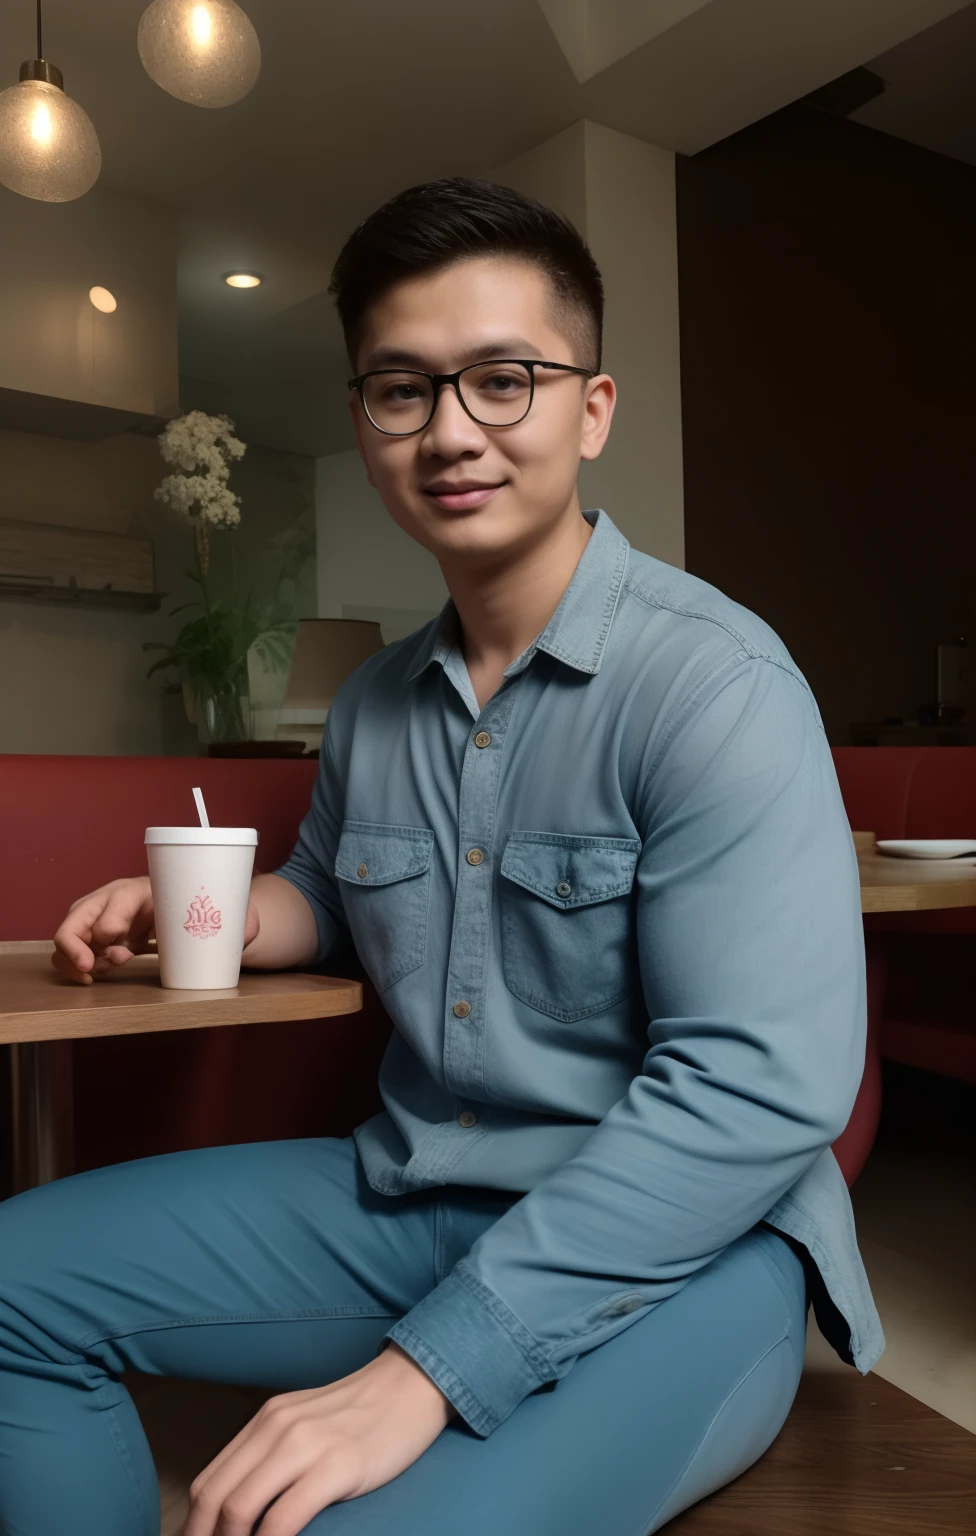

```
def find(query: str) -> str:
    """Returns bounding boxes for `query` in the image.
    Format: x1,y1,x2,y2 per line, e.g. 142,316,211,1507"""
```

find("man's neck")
441,504,593,687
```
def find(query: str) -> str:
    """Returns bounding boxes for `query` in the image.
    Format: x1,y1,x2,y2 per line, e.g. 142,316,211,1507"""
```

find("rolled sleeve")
382,654,866,1434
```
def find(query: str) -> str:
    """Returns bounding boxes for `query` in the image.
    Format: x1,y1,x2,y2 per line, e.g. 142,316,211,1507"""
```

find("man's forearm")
241,872,320,970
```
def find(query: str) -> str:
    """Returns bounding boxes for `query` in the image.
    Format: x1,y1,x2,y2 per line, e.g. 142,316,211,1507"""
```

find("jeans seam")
94,1380,155,1536
75,1305,399,1352
636,1330,790,1536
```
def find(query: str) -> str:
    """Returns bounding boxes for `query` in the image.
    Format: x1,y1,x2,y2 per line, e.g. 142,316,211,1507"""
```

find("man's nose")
421,382,486,449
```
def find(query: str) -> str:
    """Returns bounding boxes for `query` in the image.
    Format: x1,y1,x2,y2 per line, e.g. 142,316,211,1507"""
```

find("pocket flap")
335,821,434,886
500,832,640,910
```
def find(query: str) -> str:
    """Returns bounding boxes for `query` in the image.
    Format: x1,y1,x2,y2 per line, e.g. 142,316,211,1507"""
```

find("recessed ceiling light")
89,285,117,312
224,271,262,288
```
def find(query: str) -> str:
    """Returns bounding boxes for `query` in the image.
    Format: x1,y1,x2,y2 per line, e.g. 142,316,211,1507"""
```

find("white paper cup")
145,827,258,990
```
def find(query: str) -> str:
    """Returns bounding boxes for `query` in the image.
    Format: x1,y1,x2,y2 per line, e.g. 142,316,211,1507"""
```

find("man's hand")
51,876,259,984
184,1342,457,1536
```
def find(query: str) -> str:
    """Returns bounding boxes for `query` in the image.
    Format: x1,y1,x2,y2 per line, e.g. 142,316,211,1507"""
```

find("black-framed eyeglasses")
347,359,595,436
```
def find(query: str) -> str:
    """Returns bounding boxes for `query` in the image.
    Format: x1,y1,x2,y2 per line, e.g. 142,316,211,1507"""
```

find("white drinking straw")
192,786,210,829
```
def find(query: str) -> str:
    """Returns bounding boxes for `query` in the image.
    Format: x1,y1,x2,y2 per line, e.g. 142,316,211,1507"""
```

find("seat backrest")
830,747,920,839
831,745,976,935
0,754,318,941
904,748,976,837
832,746,976,839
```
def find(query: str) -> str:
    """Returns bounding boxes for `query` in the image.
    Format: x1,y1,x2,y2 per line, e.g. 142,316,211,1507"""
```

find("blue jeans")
0,1137,807,1535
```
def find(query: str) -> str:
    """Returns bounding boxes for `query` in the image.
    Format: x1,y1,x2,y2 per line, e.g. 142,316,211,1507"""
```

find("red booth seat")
0,755,391,1173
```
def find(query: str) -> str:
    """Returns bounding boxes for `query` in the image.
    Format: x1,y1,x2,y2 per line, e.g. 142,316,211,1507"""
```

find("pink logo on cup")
184,888,222,940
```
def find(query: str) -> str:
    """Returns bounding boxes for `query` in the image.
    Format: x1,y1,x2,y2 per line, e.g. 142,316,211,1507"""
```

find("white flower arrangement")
154,412,246,561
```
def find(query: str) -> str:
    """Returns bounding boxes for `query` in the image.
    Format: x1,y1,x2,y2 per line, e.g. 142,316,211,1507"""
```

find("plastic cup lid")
145,827,258,846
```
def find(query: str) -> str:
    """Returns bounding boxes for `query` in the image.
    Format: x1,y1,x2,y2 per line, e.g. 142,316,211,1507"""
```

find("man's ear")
349,398,378,489
579,374,615,463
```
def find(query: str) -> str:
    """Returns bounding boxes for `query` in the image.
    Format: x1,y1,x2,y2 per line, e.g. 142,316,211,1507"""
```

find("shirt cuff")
379,1259,555,1437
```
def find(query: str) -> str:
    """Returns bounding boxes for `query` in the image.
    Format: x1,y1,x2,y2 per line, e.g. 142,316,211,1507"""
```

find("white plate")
875,839,976,859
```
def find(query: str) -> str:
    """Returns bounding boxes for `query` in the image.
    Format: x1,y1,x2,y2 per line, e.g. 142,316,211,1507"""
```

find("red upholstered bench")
0,754,390,1174
832,747,976,1086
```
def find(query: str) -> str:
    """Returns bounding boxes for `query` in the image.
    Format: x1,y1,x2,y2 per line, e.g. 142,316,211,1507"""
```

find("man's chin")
411,495,518,552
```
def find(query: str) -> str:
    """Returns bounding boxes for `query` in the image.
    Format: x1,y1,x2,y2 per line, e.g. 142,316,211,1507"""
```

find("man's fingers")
51,946,95,984
185,1420,284,1536
246,1467,348,1536
89,901,147,950
98,944,140,967
54,902,97,953
52,926,95,975
187,1438,312,1536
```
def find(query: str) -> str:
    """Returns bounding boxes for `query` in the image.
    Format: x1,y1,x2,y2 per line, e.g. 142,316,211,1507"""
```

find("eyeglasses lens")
363,362,532,432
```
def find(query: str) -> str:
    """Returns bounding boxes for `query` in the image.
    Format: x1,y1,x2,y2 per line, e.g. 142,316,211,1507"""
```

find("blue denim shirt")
276,507,884,1437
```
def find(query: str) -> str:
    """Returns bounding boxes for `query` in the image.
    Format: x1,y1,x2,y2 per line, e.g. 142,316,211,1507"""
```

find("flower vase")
193,677,252,746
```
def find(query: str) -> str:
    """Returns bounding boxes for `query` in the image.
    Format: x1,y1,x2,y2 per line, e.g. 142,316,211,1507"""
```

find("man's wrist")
375,1340,458,1422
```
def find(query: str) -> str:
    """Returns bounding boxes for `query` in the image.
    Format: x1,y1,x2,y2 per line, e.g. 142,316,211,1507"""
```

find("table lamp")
275,618,384,752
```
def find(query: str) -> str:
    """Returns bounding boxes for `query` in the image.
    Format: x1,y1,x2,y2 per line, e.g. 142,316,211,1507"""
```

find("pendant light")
138,0,261,109
0,1,101,202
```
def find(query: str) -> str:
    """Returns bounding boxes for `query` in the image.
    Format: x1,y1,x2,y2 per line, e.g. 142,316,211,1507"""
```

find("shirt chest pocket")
335,821,434,993
499,832,641,1021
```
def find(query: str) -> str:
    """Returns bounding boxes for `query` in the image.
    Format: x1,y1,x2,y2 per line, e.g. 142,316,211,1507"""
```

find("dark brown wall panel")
677,104,976,744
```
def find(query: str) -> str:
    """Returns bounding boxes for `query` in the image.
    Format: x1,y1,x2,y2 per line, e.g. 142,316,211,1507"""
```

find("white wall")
0,182,179,419
489,119,684,568
315,449,448,642
488,120,589,238
582,121,684,568
0,426,317,756
0,429,191,755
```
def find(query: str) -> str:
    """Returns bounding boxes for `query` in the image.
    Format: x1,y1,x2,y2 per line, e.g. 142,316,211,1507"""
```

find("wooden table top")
5,833,974,1043
857,850,976,914
0,942,362,1045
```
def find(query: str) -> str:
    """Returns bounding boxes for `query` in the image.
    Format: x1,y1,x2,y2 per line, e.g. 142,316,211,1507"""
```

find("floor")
117,1064,976,1532
668,1370,976,1535
802,1065,975,1435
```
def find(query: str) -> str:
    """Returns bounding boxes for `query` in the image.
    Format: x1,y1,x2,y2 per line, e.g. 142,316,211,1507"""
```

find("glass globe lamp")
138,0,261,108
0,62,101,202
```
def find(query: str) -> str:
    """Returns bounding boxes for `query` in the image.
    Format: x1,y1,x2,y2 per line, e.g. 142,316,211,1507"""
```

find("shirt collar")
405,508,630,685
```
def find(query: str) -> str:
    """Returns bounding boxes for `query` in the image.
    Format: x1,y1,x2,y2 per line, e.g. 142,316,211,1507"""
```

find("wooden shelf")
0,516,162,611
0,581,165,612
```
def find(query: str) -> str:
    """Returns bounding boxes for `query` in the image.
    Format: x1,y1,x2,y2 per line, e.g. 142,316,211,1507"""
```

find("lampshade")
0,69,101,203
137,0,261,108
282,620,385,711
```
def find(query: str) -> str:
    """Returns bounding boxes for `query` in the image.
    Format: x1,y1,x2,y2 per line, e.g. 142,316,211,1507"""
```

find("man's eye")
383,383,421,402
482,373,524,392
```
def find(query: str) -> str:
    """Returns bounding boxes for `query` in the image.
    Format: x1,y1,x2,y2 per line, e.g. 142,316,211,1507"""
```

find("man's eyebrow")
362,338,546,370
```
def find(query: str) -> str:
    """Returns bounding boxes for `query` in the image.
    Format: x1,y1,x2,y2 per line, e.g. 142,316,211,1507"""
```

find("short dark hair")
329,176,604,375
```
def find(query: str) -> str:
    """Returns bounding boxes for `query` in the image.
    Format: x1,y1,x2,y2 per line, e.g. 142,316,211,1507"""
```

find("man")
0,177,882,1536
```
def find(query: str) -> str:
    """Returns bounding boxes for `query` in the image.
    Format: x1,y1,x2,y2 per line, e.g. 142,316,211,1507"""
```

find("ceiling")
855,2,976,167
1,0,973,457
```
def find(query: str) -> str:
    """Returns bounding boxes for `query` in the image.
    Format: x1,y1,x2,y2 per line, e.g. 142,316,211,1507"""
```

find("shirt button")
458,1111,477,1128
556,880,572,897
474,731,491,748
357,863,368,879
466,848,485,866
453,1001,472,1018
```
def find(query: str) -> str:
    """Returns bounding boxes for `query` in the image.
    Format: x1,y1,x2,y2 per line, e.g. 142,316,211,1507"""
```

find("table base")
10,1040,75,1194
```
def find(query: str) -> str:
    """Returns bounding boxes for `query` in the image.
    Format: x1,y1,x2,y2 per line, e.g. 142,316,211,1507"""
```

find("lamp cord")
36,0,42,60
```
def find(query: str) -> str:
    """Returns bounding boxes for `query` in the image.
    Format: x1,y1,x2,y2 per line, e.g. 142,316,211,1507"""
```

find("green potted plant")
143,411,299,746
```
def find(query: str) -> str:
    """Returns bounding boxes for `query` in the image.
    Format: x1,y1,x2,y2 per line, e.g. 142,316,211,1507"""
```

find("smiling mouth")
424,484,505,510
